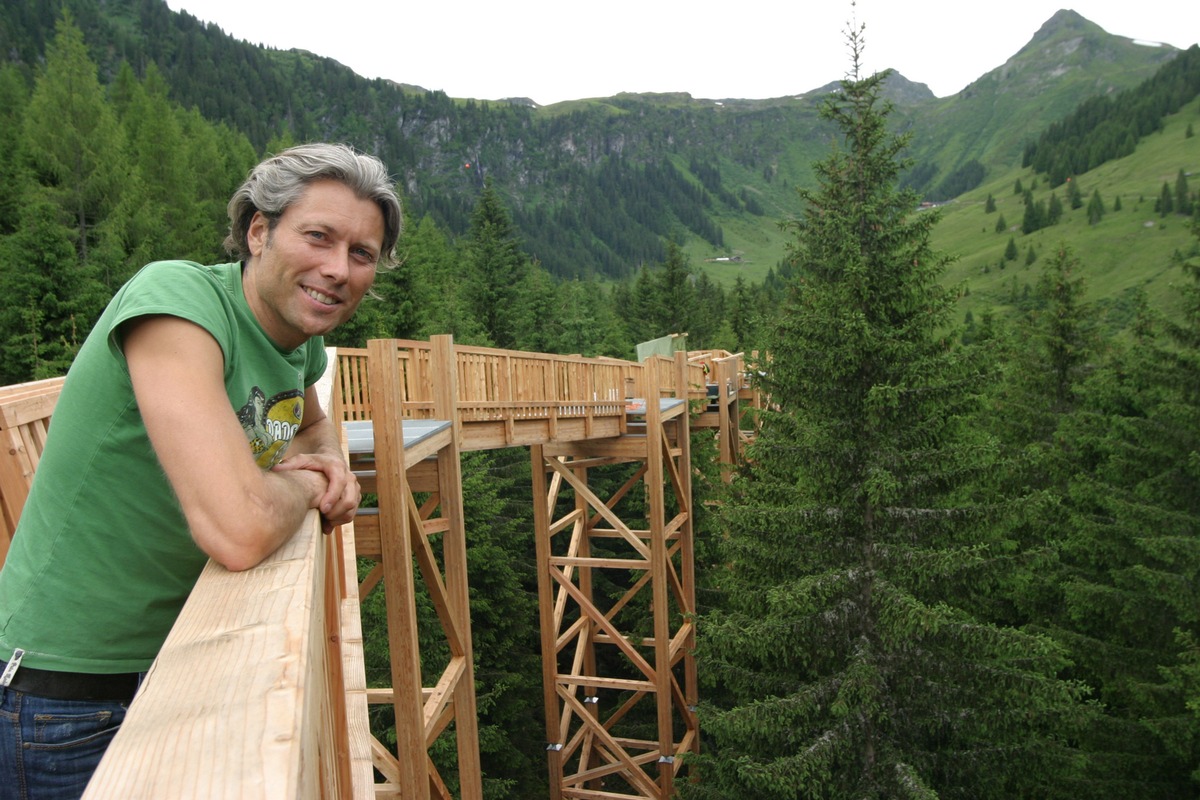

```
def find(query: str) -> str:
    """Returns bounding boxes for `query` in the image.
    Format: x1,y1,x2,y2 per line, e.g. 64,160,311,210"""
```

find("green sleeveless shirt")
0,261,327,673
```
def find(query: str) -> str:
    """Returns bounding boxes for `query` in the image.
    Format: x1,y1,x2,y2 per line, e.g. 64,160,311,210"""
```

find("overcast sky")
165,1,1197,105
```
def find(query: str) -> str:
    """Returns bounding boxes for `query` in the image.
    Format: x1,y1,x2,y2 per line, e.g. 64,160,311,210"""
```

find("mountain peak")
977,8,1181,96
803,71,935,106
1025,7,1178,52
1019,8,1106,56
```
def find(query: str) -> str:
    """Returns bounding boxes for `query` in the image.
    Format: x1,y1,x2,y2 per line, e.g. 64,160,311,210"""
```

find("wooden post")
574,452,601,793
645,358,675,798
675,351,700,759
717,356,738,481
530,443,565,800
366,339,428,800
430,335,484,800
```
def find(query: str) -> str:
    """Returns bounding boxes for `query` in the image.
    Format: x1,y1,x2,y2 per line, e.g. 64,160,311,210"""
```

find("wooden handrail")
0,376,65,565
338,342,644,452
85,355,372,799
339,341,632,420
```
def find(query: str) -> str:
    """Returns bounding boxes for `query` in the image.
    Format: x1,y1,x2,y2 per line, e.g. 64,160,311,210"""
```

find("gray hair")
224,143,402,265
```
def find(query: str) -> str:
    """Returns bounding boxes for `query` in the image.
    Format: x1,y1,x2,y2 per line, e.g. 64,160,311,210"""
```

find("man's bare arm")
123,315,330,571
273,384,361,532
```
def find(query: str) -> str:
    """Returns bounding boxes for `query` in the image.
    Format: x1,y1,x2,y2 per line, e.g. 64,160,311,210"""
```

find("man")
0,142,402,798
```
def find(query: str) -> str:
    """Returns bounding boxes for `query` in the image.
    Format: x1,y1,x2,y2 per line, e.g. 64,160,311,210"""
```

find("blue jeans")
0,685,128,800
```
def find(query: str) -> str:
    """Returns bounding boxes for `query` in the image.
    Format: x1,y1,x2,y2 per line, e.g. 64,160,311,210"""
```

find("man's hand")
273,450,361,533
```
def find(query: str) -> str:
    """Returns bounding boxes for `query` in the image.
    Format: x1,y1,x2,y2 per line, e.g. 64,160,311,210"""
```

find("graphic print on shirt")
237,386,305,468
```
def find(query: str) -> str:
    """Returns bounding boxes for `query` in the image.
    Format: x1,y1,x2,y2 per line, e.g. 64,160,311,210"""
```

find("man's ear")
246,211,269,257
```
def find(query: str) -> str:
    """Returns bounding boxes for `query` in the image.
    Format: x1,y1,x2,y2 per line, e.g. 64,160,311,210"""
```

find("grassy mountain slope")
4,1,1196,314
906,10,1182,184
932,93,1200,330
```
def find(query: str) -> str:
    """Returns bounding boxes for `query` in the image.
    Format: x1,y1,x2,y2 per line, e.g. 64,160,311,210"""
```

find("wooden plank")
430,334,484,800
405,492,464,657
643,358,675,799
337,348,370,421
0,376,65,403
366,338,429,800
531,445,567,798
550,556,651,570
0,380,61,567
542,437,649,459
0,428,33,549
84,511,325,799
0,390,60,429
338,519,376,795
422,655,467,742
554,674,655,692
548,567,656,682
403,428,452,470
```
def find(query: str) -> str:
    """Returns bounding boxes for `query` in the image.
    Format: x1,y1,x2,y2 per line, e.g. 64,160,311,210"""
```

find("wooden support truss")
531,357,699,800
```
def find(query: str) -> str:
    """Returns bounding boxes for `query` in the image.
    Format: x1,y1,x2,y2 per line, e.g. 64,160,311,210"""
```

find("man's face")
243,179,384,350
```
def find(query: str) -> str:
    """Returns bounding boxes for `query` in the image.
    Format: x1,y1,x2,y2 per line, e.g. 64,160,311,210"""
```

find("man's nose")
322,248,351,281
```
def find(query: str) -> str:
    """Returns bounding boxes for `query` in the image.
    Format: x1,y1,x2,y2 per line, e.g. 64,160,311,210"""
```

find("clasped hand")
273,451,361,533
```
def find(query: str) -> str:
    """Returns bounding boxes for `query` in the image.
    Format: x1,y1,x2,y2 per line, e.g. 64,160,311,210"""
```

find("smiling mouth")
304,287,339,306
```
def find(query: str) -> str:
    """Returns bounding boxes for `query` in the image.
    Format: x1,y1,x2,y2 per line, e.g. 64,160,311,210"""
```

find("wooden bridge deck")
0,337,755,800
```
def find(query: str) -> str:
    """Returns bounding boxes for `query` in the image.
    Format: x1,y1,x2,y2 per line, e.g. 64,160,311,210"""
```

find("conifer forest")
1,5,1199,798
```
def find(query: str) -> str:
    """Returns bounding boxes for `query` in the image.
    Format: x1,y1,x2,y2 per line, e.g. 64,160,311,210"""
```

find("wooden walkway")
0,336,755,800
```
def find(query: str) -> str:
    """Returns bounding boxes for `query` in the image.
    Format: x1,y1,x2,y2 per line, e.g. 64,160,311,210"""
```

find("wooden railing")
337,341,639,450
0,376,65,564
84,360,373,799
339,341,629,416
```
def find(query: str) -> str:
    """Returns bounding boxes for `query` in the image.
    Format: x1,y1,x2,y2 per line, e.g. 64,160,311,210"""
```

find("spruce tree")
553,279,599,355
1049,223,1200,795
1177,169,1193,216
114,62,211,263
689,28,1086,800
729,275,758,353
403,215,488,344
1049,192,1065,225
653,240,704,342
0,182,111,382
1068,178,1084,210
1004,236,1019,261
20,13,127,265
973,246,1100,633
512,263,563,353
0,65,29,237
453,449,545,798
1023,193,1046,234
1160,182,1175,216
464,178,529,349
1087,190,1106,226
